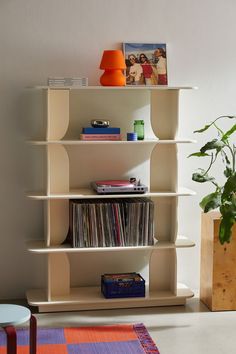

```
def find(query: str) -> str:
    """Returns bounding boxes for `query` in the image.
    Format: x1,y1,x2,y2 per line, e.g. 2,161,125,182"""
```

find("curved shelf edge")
27,139,196,145
26,283,194,311
28,85,198,91
26,237,195,253
27,187,196,200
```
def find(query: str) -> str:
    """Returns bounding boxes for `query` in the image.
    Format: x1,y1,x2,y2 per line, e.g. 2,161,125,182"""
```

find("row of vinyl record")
67,198,154,248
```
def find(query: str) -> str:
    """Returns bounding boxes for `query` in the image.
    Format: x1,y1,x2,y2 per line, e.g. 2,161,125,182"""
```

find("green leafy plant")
189,115,236,244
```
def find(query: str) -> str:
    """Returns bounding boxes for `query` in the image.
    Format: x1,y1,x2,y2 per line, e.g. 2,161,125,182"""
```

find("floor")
3,296,236,354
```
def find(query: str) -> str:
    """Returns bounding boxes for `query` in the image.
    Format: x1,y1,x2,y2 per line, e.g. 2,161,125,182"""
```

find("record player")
91,178,148,194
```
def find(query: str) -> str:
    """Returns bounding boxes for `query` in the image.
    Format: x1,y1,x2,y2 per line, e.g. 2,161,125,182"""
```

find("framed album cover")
123,43,168,86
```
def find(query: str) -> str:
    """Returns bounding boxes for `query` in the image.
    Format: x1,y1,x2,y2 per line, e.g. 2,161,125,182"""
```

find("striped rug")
0,323,160,353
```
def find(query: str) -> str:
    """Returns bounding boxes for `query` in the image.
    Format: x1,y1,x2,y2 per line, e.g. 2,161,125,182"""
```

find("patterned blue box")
101,272,145,298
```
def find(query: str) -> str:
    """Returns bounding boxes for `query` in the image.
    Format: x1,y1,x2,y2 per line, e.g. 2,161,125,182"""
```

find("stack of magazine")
68,198,154,248
48,77,88,87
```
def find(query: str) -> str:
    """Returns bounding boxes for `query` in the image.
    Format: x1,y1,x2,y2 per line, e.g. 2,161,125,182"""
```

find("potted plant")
189,115,236,310
189,115,236,243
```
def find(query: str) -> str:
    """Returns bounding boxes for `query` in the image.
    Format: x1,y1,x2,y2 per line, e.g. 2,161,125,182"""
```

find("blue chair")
0,304,37,354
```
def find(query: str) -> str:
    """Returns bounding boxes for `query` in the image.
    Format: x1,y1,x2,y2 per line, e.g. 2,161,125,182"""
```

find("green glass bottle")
134,120,144,140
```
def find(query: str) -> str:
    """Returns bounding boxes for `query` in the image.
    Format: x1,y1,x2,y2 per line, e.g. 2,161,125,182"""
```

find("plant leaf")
188,152,210,158
193,116,236,134
219,192,236,244
224,166,233,178
221,173,236,201
192,171,215,183
219,215,235,244
224,115,236,119
219,211,236,244
200,139,225,153
221,150,231,166
194,124,211,133
199,191,221,212
221,124,236,142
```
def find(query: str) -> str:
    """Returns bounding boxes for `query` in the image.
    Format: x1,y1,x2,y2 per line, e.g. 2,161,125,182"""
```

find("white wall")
0,0,236,299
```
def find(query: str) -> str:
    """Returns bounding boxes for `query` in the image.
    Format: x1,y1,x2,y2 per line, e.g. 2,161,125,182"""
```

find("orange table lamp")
99,50,126,86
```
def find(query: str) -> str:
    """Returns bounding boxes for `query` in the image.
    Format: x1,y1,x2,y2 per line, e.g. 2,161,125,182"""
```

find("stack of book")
80,127,121,141
68,198,154,248
48,77,88,87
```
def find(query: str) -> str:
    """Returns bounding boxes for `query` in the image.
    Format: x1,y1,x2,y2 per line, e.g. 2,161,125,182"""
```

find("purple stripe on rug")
0,327,66,346
37,328,66,344
67,340,145,354
134,323,160,354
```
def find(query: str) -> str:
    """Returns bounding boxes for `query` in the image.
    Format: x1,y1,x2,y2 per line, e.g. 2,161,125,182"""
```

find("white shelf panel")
26,283,194,312
28,187,196,200
30,85,197,91
27,237,195,253
28,138,196,145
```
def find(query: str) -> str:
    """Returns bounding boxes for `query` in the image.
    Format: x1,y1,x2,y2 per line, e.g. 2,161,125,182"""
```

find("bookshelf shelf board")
30,85,197,91
28,138,196,145
27,237,195,253
26,283,194,312
28,187,196,200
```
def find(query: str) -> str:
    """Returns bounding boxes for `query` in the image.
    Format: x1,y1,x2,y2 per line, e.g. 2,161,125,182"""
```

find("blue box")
101,273,145,299
82,127,120,134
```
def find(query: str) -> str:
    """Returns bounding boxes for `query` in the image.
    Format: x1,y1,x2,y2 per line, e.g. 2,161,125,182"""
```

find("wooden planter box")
200,211,236,311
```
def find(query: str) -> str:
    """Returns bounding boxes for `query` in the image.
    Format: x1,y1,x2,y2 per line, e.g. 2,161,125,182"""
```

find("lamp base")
100,70,126,86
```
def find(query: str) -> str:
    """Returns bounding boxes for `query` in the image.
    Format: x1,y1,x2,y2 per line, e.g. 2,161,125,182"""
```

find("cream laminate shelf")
26,84,196,312
28,187,196,200
27,236,195,253
28,138,196,145
26,283,194,312
30,85,197,90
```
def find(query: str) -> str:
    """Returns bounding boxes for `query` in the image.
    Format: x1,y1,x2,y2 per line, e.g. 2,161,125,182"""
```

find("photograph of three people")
123,43,168,86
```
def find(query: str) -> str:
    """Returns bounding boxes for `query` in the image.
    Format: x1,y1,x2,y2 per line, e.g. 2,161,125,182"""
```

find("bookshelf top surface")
28,85,197,91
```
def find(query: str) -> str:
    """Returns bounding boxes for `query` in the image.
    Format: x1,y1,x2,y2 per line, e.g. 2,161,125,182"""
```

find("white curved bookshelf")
26,85,196,312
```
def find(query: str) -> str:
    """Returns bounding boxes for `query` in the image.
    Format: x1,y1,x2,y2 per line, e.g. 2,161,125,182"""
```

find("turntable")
91,179,148,194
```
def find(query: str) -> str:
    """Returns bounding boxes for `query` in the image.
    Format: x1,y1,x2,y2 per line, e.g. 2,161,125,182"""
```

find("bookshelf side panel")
149,249,176,292
47,200,69,246
48,253,70,300
152,198,178,243
47,144,69,194
150,144,177,192
150,90,179,139
47,89,69,140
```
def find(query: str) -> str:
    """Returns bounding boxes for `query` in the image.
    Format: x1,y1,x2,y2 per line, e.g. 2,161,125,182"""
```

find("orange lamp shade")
99,50,126,86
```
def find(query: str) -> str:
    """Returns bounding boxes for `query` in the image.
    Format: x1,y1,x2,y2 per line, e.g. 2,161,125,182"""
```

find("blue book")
82,127,120,134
